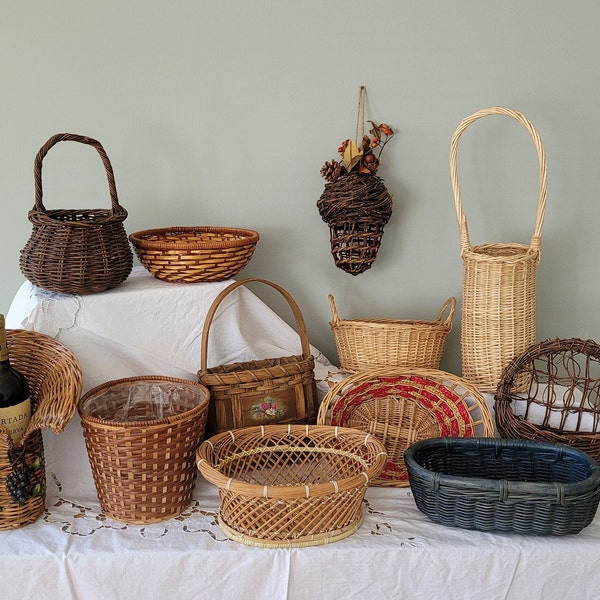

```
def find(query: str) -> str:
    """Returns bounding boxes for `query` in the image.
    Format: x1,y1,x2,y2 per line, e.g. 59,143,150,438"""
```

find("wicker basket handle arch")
450,106,547,259
328,294,456,328
32,132,126,220
200,278,312,372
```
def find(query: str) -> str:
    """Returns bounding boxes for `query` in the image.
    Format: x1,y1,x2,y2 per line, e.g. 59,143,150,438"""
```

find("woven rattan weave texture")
20,133,133,294
451,107,547,391
1,330,82,529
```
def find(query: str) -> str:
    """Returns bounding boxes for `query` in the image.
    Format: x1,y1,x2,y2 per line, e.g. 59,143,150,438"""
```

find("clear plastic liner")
82,380,206,423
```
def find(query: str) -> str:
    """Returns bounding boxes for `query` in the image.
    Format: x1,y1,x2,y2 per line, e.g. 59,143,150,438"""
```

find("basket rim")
129,226,259,250
78,375,210,429
197,424,387,498
318,368,496,438
331,317,452,332
404,436,600,497
495,337,600,437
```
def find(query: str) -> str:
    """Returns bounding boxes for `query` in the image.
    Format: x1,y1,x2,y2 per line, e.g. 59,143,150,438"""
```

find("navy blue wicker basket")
404,437,600,535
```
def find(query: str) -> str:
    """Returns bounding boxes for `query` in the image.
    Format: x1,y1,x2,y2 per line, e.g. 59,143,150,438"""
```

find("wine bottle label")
0,397,31,444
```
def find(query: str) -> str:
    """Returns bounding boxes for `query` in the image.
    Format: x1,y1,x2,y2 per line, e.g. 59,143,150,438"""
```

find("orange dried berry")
338,139,349,154
371,138,379,147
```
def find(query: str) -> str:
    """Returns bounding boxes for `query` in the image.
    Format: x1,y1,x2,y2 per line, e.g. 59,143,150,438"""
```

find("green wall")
2,1,598,375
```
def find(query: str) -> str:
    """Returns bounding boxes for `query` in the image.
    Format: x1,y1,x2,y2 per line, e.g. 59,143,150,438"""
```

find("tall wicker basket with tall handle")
450,106,548,391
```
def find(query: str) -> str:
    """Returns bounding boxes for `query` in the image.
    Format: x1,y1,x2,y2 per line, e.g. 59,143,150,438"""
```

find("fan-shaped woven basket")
318,367,494,486
79,376,210,524
1,329,82,529
197,424,387,547
495,338,600,462
129,226,259,283
329,294,456,372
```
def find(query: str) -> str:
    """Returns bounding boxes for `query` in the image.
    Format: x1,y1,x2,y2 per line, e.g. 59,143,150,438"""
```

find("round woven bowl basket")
79,376,210,524
129,226,259,283
197,424,387,547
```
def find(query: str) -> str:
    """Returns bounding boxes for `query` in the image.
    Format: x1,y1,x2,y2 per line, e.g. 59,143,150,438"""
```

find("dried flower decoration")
321,114,394,183
317,86,395,276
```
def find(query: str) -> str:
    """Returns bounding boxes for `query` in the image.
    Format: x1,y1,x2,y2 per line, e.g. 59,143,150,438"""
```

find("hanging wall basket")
317,86,395,276
317,172,392,275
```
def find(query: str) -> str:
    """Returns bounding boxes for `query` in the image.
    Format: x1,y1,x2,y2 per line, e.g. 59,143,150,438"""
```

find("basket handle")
450,106,547,257
32,133,123,215
435,296,456,327
328,294,340,326
200,278,313,372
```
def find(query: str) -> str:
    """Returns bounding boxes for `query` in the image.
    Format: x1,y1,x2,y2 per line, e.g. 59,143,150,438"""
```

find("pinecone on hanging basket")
317,93,394,276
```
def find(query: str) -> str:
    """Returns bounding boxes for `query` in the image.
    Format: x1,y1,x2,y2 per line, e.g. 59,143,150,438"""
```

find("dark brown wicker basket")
405,437,600,535
495,338,600,461
20,133,133,294
317,172,392,275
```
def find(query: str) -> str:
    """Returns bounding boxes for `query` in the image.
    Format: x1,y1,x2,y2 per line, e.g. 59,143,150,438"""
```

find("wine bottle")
0,315,31,444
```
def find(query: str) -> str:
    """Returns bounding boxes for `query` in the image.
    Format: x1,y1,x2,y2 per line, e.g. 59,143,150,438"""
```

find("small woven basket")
317,172,393,275
1,330,82,529
451,107,547,391
129,226,259,283
318,368,495,487
79,376,210,524
495,338,600,462
198,278,318,435
20,133,133,294
405,437,600,535
329,294,456,372
197,424,387,547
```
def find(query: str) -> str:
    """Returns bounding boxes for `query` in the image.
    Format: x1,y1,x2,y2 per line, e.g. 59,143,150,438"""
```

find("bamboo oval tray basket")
495,338,600,462
2,329,82,529
405,437,600,535
197,424,387,547
318,367,494,487
328,294,456,372
129,226,259,283
79,376,210,524
451,106,547,392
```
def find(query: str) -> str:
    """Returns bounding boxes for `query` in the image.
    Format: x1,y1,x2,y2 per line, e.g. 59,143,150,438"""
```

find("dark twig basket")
317,172,392,275
20,133,133,294
495,338,600,462
1,330,82,529
197,424,387,547
405,437,600,535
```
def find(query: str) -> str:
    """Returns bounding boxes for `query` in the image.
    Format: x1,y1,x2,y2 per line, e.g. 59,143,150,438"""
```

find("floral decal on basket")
250,398,285,421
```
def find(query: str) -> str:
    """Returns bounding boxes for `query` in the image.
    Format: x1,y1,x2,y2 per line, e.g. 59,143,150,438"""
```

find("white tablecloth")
3,270,600,600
